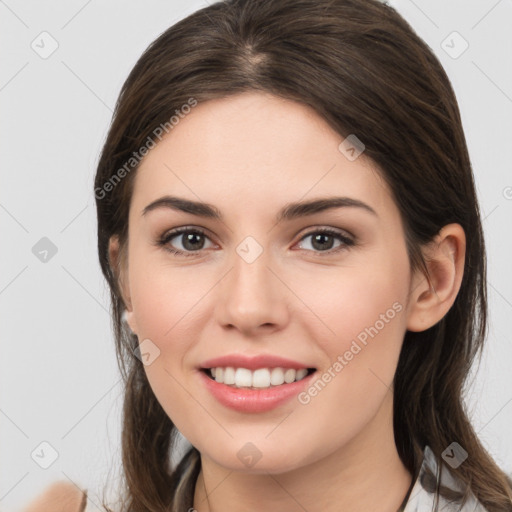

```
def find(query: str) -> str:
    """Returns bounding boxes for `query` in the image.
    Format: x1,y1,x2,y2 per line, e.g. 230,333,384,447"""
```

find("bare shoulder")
23,481,87,512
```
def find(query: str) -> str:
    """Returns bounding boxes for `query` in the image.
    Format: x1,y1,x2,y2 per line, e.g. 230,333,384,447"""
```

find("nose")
216,246,290,337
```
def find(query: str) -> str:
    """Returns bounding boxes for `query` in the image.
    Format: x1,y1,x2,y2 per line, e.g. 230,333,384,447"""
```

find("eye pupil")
183,232,204,250
312,233,334,251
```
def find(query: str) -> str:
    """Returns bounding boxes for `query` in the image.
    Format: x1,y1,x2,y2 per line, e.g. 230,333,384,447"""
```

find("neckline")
396,461,421,512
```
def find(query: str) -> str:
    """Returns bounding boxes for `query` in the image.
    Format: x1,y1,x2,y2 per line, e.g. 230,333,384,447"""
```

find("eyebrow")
141,195,378,222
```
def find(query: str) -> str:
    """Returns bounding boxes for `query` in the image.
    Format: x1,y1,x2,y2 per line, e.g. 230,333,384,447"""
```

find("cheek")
127,259,207,422
127,251,217,410
298,254,407,339
295,252,409,394
128,245,210,344
286,266,407,451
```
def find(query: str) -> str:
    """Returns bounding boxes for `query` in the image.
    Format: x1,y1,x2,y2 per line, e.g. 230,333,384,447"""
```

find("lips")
197,353,317,413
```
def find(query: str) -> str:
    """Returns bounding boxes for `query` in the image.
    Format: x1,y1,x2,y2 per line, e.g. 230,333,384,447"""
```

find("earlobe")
122,309,138,336
406,224,466,332
108,236,138,335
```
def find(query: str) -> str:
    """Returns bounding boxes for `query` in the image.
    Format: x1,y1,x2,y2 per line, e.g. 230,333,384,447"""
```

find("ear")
406,223,466,332
108,235,138,335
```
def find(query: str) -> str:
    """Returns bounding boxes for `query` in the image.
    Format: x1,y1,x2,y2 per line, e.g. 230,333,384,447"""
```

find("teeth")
284,368,297,383
270,367,285,385
223,366,235,385
235,368,252,387
251,368,270,388
207,367,311,388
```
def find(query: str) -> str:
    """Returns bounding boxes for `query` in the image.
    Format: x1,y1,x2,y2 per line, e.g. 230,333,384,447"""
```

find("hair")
94,0,512,510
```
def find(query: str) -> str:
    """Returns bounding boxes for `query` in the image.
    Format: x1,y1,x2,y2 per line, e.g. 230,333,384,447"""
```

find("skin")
22,482,86,512
109,91,466,512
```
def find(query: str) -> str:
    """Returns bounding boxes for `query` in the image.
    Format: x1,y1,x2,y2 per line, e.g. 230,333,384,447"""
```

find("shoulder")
22,481,87,512
404,445,489,512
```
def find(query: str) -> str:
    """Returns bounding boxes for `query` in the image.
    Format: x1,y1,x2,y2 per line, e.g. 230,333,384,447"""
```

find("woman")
26,0,512,510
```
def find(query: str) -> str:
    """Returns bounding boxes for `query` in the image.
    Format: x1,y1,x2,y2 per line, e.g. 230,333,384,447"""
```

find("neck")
193,392,413,512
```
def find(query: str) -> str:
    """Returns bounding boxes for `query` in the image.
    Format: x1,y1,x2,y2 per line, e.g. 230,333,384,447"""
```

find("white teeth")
252,368,270,388
223,366,236,385
296,368,308,380
207,366,312,388
235,368,252,387
284,368,296,383
270,367,285,385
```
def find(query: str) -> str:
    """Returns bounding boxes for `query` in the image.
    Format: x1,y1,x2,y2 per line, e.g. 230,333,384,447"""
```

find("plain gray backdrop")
1,0,511,510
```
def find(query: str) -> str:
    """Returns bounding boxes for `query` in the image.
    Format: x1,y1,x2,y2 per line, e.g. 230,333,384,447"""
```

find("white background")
1,0,511,510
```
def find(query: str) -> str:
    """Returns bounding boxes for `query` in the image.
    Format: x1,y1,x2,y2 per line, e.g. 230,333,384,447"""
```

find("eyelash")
157,226,355,258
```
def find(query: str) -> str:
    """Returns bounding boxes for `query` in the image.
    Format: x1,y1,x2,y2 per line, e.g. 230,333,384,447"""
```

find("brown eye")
158,227,214,257
296,228,354,255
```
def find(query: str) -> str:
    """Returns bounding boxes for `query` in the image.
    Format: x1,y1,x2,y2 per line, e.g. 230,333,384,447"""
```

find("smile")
199,367,318,413
204,366,315,389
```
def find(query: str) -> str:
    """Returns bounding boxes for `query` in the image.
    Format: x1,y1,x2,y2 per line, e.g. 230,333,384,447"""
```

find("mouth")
200,367,317,389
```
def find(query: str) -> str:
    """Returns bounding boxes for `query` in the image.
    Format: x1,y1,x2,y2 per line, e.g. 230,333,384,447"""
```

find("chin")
195,436,319,475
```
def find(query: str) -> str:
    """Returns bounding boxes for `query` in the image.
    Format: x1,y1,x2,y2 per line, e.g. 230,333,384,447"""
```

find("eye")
157,227,215,257
295,228,355,255
157,226,355,258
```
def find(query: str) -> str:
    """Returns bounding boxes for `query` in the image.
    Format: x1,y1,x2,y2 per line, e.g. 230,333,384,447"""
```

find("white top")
403,445,488,512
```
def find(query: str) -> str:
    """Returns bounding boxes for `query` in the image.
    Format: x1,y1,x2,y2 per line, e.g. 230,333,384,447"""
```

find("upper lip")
199,354,314,371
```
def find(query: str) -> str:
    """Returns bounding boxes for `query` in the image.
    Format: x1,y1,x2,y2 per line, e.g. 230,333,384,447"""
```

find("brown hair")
94,0,512,510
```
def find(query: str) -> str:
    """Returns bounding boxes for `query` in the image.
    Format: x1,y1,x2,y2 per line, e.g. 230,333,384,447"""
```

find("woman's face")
117,91,417,473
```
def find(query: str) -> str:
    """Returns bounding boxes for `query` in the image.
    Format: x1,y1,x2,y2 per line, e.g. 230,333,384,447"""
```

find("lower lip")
198,370,316,413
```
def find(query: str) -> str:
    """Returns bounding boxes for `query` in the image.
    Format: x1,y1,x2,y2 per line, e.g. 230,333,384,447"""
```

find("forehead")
131,92,395,222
